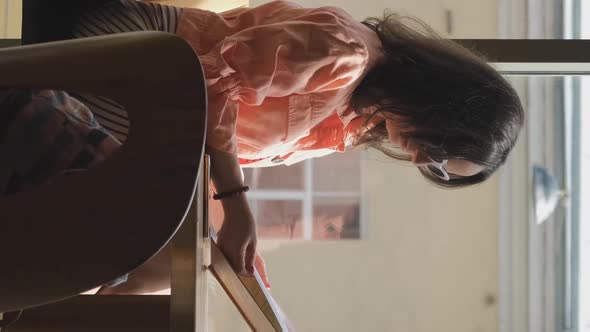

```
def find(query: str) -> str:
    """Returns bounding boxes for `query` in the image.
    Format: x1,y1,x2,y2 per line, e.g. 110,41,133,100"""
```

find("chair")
0,30,206,330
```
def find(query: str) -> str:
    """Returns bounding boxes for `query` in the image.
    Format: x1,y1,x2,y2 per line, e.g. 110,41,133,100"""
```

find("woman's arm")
207,146,258,276
93,147,263,295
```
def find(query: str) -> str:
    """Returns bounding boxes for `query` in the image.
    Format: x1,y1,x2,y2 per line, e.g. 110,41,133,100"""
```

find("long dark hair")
351,14,524,188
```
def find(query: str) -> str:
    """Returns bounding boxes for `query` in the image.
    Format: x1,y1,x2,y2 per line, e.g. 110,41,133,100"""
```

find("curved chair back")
0,32,207,313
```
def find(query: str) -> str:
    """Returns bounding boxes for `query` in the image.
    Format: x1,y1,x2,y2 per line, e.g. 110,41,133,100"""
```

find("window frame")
245,153,365,241
497,0,586,331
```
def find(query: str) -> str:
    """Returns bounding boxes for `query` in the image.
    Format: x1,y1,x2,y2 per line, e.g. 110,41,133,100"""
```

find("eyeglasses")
425,158,450,181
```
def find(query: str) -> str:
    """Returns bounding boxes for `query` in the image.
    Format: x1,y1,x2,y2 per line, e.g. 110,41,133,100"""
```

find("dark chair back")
0,32,207,313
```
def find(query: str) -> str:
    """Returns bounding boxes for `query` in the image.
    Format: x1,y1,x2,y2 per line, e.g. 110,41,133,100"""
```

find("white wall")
0,0,21,38
245,1,502,331
260,153,500,332
146,0,247,12
251,0,498,38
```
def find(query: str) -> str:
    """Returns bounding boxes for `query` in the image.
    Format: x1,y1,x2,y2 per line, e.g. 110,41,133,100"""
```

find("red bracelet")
213,186,250,200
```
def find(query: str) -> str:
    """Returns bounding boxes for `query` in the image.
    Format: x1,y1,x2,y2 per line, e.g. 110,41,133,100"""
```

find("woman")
16,0,524,289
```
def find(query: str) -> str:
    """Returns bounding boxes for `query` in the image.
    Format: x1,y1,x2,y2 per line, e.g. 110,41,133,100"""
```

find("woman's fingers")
216,204,258,276
244,241,257,275
255,254,271,290
217,227,247,275
235,243,248,275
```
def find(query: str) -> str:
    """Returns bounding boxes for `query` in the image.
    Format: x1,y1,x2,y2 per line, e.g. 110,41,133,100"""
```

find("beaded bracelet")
212,186,250,200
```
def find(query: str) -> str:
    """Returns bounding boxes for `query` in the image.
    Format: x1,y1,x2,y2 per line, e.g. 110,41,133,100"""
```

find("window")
498,1,590,332
577,3,590,328
242,150,363,240
578,75,589,332
569,1,588,331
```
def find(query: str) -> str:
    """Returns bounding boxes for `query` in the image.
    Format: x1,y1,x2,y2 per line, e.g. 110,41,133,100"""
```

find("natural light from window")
580,1,589,331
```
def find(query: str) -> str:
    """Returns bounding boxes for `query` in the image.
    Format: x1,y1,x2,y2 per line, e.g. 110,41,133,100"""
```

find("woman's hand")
206,146,271,288
255,253,271,290
217,196,258,275
216,197,272,289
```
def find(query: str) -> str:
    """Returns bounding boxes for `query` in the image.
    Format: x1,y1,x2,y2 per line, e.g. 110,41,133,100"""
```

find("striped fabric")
70,0,183,143
68,94,130,143
0,89,121,196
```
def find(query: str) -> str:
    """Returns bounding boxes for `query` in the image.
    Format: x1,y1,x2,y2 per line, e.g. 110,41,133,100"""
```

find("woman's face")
384,118,484,178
